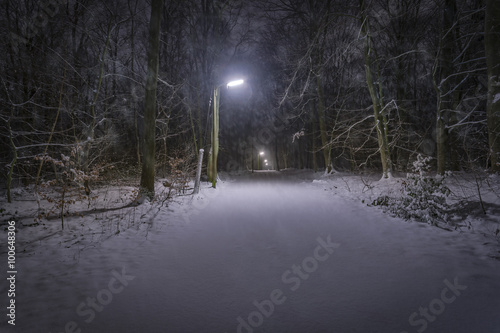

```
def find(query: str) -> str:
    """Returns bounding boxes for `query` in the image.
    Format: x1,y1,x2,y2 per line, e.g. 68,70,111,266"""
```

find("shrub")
34,146,102,229
371,155,451,225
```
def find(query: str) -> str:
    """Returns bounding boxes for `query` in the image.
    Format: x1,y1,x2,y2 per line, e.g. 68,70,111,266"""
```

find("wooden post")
193,149,204,194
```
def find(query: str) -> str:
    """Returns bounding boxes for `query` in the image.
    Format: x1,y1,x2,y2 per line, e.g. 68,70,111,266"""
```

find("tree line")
254,0,498,177
1,0,499,200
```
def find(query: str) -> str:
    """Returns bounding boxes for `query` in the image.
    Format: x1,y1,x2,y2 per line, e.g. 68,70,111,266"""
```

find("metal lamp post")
208,79,244,188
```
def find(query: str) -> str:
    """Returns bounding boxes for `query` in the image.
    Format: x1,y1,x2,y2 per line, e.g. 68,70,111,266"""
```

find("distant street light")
258,151,264,170
208,79,244,188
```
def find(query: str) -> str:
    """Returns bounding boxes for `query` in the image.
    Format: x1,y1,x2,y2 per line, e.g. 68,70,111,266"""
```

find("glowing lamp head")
226,79,244,88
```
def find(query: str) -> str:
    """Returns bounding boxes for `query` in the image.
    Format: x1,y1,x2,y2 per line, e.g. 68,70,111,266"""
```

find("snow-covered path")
4,171,500,333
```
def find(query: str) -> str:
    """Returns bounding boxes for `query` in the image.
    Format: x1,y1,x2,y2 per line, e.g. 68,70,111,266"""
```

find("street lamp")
227,79,244,87
208,79,244,188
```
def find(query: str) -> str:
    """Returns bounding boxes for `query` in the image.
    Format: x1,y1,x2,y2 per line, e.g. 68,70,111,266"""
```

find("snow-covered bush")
34,146,102,228
371,155,451,226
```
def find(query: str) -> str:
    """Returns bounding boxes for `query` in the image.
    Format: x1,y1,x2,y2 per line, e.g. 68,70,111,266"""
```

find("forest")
2,2,500,332
1,0,499,200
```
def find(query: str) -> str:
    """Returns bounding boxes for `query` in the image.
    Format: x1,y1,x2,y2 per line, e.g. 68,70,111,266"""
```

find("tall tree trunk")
435,0,457,175
316,75,331,172
140,0,163,199
275,135,280,171
6,116,17,204
312,0,332,173
189,107,198,158
360,0,392,178
312,108,318,173
129,0,141,166
196,87,204,155
485,0,500,172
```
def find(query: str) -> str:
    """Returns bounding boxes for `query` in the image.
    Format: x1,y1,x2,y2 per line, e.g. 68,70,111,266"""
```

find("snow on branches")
34,145,105,228
371,155,452,226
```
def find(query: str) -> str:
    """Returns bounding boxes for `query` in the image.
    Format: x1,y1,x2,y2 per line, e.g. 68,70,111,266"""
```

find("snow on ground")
1,169,499,333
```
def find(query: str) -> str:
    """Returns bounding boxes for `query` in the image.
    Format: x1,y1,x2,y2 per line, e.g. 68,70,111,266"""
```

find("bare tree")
360,0,392,178
485,0,500,172
434,0,458,175
140,0,163,199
